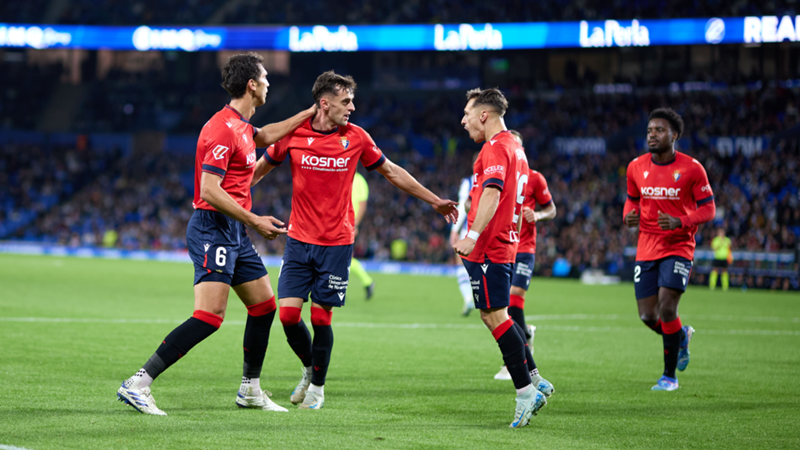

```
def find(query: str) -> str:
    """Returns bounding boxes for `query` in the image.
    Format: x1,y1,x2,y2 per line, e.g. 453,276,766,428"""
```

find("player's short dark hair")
312,70,357,105
466,87,508,116
508,129,523,145
649,108,684,138
221,52,265,99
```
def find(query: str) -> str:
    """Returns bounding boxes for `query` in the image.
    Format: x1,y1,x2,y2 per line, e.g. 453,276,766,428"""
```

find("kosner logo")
301,155,351,168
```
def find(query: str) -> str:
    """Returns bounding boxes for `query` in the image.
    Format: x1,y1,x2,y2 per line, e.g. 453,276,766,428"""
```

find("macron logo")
644,171,649,179
337,292,345,301
489,140,497,145
204,243,210,252
212,145,229,160
308,137,315,145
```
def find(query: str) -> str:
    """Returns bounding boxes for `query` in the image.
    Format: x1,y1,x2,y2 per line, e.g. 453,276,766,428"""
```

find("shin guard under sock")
493,319,532,390
508,299,530,340
280,306,313,367
242,297,277,379
662,317,682,378
512,321,538,375
143,310,222,380
310,307,334,386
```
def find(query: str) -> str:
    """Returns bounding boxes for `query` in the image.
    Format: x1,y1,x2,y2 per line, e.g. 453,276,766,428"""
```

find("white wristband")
467,230,481,241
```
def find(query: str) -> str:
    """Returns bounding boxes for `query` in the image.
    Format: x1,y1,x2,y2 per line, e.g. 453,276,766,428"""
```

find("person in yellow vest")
352,171,376,299
710,227,732,291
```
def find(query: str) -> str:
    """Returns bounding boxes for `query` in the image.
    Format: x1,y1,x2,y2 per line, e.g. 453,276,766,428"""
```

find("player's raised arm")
376,159,458,223
253,105,316,148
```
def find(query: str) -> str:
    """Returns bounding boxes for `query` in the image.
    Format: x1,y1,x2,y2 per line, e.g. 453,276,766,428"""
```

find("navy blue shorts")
462,258,513,310
186,209,268,286
511,252,535,290
277,237,353,307
634,256,693,300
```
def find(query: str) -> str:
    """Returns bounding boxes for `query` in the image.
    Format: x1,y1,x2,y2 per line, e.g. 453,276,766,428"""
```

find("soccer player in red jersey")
623,108,715,391
117,53,316,415
453,88,547,428
257,71,458,410
493,130,557,385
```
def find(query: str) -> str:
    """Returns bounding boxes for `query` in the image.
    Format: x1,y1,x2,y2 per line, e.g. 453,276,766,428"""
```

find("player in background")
623,108,715,391
257,71,458,410
710,227,732,291
493,130,557,381
449,155,477,316
453,88,548,428
351,171,376,299
116,53,316,415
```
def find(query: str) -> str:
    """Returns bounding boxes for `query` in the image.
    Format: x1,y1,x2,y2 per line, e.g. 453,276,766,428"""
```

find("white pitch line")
1,444,35,450
1,317,798,336
527,313,800,323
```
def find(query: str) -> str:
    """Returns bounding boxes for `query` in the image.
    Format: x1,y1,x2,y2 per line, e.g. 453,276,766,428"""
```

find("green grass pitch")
0,253,799,449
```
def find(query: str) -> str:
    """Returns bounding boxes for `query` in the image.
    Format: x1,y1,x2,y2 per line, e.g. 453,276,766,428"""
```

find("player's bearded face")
647,118,675,154
326,89,355,127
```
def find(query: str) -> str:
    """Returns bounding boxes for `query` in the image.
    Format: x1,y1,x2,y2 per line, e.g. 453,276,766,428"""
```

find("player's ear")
320,97,329,111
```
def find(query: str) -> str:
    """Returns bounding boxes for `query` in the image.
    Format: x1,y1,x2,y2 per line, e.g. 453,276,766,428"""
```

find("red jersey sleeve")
265,138,289,166
201,125,235,178
691,160,714,205
478,145,512,191
357,129,386,171
531,171,553,206
626,161,640,201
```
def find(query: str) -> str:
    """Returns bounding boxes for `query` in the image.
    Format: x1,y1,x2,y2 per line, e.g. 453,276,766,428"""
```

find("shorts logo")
673,170,681,182
203,243,210,252
340,137,350,149
481,264,489,273
211,145,229,160
338,292,345,301
308,137,315,145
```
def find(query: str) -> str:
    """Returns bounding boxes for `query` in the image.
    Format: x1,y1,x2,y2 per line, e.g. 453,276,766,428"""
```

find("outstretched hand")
523,206,537,223
657,210,682,230
432,198,459,224
252,215,288,240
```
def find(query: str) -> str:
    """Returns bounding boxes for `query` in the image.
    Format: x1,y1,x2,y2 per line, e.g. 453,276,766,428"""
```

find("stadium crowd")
3,86,798,290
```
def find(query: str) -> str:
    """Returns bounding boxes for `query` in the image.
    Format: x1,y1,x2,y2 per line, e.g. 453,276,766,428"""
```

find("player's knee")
279,306,302,326
639,313,658,324
310,307,333,326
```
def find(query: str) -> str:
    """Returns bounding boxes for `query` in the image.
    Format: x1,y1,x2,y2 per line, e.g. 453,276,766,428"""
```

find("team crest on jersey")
340,136,350,149
673,170,681,182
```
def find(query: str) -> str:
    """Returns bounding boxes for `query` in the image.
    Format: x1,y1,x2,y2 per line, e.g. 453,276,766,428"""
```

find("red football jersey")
626,151,714,261
193,105,259,212
463,130,529,264
266,119,385,246
518,168,553,254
